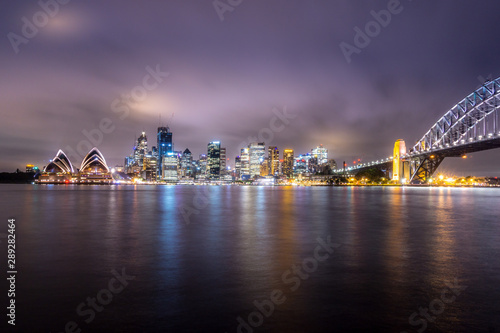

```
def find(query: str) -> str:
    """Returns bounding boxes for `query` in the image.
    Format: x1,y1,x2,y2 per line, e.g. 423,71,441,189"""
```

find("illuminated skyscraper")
196,154,208,179
134,132,148,167
283,149,294,177
248,142,265,178
268,146,279,176
220,147,227,176
180,148,193,177
162,152,179,182
234,156,241,179
311,144,328,165
207,141,221,180
260,157,269,176
294,153,319,175
240,148,250,178
157,127,173,177
142,152,158,181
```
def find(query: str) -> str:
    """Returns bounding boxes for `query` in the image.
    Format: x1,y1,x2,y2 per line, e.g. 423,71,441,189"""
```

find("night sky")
1,0,500,175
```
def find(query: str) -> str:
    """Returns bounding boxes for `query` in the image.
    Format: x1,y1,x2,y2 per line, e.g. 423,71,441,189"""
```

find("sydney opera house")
37,147,113,184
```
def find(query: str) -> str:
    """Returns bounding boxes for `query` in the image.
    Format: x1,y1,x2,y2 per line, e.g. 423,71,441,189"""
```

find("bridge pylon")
392,139,409,183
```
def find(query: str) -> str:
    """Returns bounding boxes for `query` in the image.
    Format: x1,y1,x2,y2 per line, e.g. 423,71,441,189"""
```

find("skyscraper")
283,149,294,177
180,148,193,177
198,154,208,179
157,127,173,177
142,152,158,181
294,153,313,175
162,152,179,182
260,157,269,176
268,146,279,176
312,144,328,165
234,156,241,179
248,142,265,178
220,147,227,176
207,141,221,180
240,148,250,179
134,132,148,167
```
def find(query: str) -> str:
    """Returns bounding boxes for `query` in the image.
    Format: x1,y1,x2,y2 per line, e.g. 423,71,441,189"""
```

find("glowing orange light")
462,155,467,159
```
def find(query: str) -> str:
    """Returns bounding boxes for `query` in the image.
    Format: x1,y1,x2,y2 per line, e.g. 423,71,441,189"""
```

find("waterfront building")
180,148,193,177
142,152,158,181
162,152,179,182
240,148,250,178
268,146,279,176
294,153,310,175
26,164,39,173
39,150,75,183
327,159,337,171
234,156,241,179
208,141,221,180
283,149,294,177
157,126,173,177
311,144,328,165
248,142,265,178
43,150,74,174
79,147,112,183
198,154,208,179
260,157,269,177
220,147,227,176
134,132,148,167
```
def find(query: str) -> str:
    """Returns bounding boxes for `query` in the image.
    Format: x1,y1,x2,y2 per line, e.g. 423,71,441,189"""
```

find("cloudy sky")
1,0,499,175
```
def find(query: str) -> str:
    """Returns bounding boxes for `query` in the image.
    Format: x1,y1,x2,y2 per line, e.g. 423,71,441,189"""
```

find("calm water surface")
1,184,500,332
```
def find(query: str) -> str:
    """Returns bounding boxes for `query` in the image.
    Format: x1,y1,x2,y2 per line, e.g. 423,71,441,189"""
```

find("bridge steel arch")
412,79,500,153
407,78,500,183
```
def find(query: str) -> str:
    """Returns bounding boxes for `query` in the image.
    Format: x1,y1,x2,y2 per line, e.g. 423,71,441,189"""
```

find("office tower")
207,141,221,180
198,154,208,179
283,149,294,177
240,148,250,178
312,144,328,165
157,126,173,177
248,142,265,178
180,148,193,177
268,146,279,176
294,153,313,175
220,147,227,176
327,159,337,171
234,156,241,179
134,132,148,167
260,157,269,176
162,152,179,182
142,152,158,181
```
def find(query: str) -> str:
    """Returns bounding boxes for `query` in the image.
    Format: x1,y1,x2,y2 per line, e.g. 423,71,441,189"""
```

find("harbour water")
1,184,500,332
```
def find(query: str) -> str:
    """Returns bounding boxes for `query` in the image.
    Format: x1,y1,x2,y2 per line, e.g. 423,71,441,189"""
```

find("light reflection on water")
0,184,499,332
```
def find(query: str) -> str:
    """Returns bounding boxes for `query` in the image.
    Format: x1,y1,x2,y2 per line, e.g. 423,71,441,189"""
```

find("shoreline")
0,182,498,188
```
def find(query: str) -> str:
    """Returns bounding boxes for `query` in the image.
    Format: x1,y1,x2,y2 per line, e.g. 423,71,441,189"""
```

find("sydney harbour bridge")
334,78,500,184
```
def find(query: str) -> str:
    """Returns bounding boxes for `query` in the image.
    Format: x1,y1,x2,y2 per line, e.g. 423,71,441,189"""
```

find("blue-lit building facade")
157,126,173,178
207,141,221,180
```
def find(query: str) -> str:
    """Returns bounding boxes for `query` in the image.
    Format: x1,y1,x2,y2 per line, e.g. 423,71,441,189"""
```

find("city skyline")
34,127,336,181
1,1,500,176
